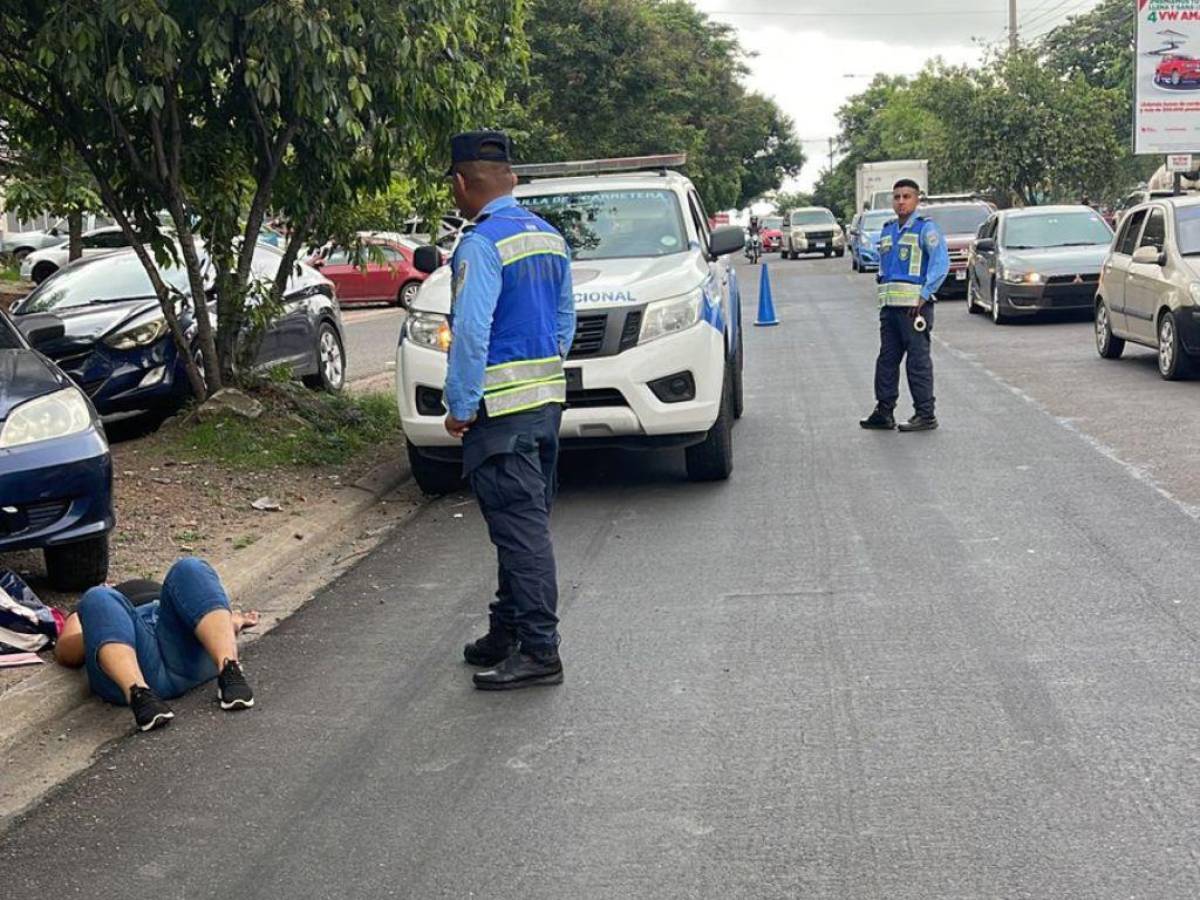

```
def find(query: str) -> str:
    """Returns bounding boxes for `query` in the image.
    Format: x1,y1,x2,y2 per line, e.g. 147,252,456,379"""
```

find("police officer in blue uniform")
860,178,949,433
442,131,576,691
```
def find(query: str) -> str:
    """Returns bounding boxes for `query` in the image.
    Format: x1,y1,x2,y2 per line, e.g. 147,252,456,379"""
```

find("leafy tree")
0,1,526,397
771,191,814,217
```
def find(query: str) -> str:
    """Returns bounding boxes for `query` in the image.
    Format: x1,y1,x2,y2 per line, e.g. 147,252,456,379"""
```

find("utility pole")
1008,0,1018,52
828,137,835,174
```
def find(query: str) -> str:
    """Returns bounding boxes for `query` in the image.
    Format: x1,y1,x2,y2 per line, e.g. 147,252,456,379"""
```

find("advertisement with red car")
1136,0,1200,153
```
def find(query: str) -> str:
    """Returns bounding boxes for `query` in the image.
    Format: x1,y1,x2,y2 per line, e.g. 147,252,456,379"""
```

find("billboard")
1135,0,1200,154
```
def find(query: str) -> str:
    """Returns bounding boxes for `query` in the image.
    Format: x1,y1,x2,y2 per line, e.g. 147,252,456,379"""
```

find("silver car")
1095,195,1200,380
781,207,845,260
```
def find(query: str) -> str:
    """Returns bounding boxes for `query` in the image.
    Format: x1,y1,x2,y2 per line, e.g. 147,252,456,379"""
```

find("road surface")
5,257,1200,899
341,305,405,384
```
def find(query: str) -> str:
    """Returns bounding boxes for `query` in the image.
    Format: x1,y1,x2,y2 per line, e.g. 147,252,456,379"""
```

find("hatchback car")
0,309,113,590
1155,55,1200,88
20,226,132,284
966,205,1113,323
848,209,893,273
1095,195,1200,379
12,244,346,416
758,216,783,253
309,233,433,308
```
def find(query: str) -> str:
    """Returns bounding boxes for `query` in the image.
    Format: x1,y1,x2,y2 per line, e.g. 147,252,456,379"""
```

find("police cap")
447,130,513,175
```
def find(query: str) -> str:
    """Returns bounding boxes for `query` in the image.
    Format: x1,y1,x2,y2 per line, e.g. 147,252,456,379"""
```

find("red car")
1155,55,1200,87
759,216,783,252
309,234,433,308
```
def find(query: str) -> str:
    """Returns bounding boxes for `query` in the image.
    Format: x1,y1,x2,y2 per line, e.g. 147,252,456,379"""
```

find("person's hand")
444,414,475,438
909,300,926,319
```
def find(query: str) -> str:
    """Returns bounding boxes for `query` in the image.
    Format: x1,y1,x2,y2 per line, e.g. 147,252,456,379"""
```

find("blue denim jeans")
78,557,231,705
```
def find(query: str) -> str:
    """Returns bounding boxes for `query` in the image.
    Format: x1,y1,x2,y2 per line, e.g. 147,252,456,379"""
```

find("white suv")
395,155,746,493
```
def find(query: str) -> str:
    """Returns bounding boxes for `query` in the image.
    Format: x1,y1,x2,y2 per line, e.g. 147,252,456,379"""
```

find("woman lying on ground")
54,557,258,732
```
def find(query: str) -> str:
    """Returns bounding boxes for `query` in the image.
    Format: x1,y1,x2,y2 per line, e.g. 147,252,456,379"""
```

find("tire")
823,249,832,258
407,441,463,495
12,247,33,261
966,275,981,314
835,249,845,258
397,280,421,309
991,281,1007,325
1095,299,1124,359
1173,71,1182,86
1157,309,1194,380
732,325,745,420
851,255,859,272
31,262,57,284
45,534,110,592
685,363,734,482
303,321,346,391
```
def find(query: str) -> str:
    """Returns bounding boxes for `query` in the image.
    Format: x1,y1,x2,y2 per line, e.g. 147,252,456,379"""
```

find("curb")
0,453,413,765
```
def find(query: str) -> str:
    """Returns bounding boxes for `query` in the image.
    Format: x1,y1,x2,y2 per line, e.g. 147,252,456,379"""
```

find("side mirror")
708,225,745,258
413,244,444,274
1132,245,1165,266
16,313,65,348
975,238,996,253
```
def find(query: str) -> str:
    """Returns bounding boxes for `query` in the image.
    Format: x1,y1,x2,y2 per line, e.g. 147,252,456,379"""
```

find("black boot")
859,407,895,430
898,414,938,432
463,628,518,667
473,650,564,691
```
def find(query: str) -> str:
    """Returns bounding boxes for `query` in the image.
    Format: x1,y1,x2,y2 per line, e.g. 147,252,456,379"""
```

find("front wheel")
303,321,346,392
966,275,981,314
835,249,845,258
991,282,1007,325
407,442,463,495
685,364,734,482
31,262,58,284
397,280,421,309
1095,299,1124,359
45,534,110,592
1158,310,1194,380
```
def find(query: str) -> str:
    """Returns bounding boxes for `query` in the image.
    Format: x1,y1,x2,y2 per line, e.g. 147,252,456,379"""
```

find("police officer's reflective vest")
467,204,570,417
877,215,932,308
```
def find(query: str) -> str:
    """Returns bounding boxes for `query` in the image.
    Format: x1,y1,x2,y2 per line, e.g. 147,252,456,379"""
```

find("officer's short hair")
893,178,921,193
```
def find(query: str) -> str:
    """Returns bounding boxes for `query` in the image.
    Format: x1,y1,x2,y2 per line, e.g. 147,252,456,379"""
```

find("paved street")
342,305,406,384
5,257,1200,898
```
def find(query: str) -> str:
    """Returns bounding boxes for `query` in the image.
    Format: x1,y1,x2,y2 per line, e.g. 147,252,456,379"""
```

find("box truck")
856,160,929,212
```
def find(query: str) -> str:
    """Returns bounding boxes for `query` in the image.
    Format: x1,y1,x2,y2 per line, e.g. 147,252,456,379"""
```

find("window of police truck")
1174,205,1200,255
921,205,990,235
790,210,836,227
19,253,194,313
1002,211,1112,250
518,190,688,260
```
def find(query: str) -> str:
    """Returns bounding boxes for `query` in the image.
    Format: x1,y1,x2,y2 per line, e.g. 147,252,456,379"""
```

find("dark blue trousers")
874,304,935,418
463,404,562,658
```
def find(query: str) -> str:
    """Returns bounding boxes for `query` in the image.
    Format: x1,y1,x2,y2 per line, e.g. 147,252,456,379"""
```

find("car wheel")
1095,299,1124,359
31,262,57,284
1157,310,1194,380
991,281,1007,325
732,325,745,420
302,321,345,391
835,249,845,258
1173,71,1182,86
851,255,859,272
45,534,110,592
685,361,734,482
966,275,980,314
397,280,420,309
12,247,33,261
407,441,463,495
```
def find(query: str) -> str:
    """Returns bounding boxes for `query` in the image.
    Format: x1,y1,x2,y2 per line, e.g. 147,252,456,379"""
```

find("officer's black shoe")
898,414,938,432
859,408,896,430
473,650,564,691
463,629,518,667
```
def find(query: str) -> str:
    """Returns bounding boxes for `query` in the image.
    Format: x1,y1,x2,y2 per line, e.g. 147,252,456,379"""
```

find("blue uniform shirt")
876,214,950,301
444,195,576,422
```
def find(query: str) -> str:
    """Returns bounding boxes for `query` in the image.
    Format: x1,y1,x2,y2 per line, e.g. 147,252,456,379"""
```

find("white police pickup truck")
395,155,746,494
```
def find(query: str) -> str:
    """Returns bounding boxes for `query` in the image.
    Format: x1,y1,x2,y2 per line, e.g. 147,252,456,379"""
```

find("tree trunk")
67,211,82,261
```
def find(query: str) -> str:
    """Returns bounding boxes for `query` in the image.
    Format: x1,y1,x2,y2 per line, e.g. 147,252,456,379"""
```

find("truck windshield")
1174,206,1200,255
791,210,835,226
518,190,688,260
1002,212,1112,249
921,205,990,235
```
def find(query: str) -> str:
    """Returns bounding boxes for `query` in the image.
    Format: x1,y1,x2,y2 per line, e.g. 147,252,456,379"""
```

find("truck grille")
568,306,646,360
566,387,627,409
807,230,834,241
569,314,608,357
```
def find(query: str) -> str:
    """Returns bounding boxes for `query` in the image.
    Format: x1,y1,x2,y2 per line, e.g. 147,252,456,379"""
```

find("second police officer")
860,178,949,433
441,131,577,691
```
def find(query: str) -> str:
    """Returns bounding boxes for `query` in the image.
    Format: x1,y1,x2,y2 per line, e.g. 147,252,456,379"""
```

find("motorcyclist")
746,215,762,262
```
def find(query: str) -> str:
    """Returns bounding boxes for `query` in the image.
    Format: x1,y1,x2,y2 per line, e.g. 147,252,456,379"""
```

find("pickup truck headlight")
640,288,703,344
407,311,452,352
0,387,96,449
105,316,169,350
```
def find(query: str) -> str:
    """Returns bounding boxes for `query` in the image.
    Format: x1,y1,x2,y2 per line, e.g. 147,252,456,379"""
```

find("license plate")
955,270,966,281
565,367,582,394
816,242,828,249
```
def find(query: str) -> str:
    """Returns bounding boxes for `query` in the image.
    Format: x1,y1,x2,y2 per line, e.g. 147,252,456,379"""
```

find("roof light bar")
512,154,688,179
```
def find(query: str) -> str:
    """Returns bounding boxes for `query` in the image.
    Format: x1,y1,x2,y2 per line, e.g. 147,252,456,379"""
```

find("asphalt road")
341,305,406,384
6,257,1200,898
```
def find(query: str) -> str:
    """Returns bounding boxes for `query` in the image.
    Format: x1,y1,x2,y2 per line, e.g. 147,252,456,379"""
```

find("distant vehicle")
782,207,845,259
918,202,992,297
0,222,68,260
966,205,1113,324
1095,195,1200,379
309,233,436,308
399,214,466,250
0,307,113,590
856,160,929,212
12,244,346,416
1154,54,1200,87
744,231,762,265
20,226,132,284
848,209,893,273
759,216,783,252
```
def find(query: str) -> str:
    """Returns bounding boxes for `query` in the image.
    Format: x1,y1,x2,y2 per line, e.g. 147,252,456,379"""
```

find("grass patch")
171,387,400,470
232,533,260,551
0,255,21,283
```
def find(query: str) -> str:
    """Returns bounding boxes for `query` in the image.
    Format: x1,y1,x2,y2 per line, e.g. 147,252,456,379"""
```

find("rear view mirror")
708,225,745,258
975,238,996,253
1132,245,1165,266
413,245,443,275
17,313,65,348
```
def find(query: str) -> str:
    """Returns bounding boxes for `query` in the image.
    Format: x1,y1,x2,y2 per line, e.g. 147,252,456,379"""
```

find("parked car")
0,222,68,259
966,205,1113,324
399,215,466,250
1095,195,1200,379
1155,54,1200,87
19,226,132,284
309,233,434,308
0,308,113,590
919,201,992,297
11,244,346,416
848,209,893,273
759,216,783,253
781,207,845,259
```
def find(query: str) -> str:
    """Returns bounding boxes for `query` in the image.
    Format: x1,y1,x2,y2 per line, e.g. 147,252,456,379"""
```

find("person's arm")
443,235,503,431
54,613,84,668
921,222,950,300
556,258,576,358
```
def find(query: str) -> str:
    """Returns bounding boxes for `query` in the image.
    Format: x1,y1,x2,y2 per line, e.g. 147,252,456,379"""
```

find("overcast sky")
690,0,1104,198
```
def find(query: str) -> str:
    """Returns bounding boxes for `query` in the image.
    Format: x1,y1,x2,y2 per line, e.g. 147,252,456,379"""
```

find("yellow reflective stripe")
484,356,564,388
899,232,923,277
877,282,922,307
494,232,568,266
483,379,567,416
